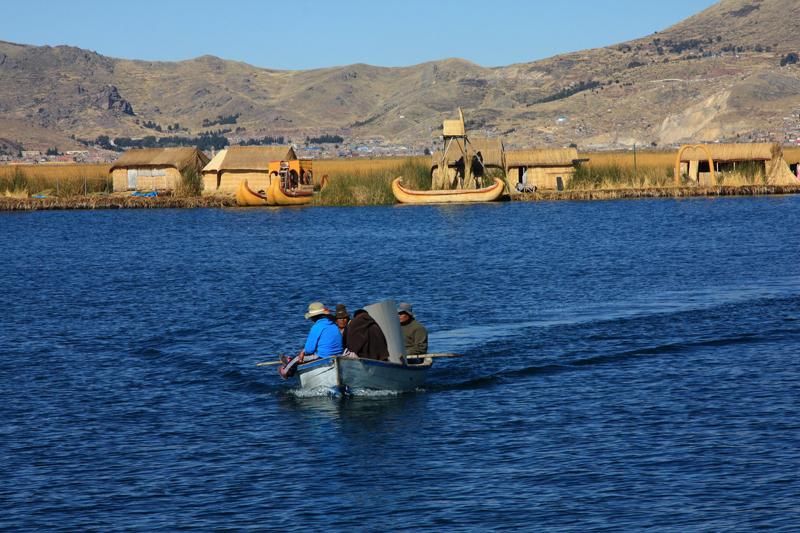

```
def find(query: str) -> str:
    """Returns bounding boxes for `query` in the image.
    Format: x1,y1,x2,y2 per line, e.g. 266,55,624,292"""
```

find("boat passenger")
334,304,350,339
345,309,389,361
279,302,343,379
300,302,343,359
398,302,428,356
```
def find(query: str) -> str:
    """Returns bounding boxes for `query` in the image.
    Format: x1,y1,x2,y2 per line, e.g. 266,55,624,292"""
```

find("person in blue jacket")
300,301,343,359
280,302,343,378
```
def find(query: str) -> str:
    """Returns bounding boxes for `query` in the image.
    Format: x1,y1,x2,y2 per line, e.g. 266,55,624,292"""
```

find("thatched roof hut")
110,147,209,172
110,147,209,192
202,145,298,194
505,148,580,168
675,142,795,185
504,147,583,192
678,143,779,163
217,146,297,171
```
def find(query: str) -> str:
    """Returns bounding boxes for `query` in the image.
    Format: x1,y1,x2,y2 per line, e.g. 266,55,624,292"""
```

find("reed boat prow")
236,179,269,206
267,176,314,206
392,176,505,204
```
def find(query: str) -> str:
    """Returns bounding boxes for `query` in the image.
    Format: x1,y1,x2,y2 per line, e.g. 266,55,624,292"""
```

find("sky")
1,0,719,70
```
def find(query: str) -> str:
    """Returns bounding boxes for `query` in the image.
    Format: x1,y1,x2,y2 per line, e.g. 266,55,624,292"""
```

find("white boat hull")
297,356,431,393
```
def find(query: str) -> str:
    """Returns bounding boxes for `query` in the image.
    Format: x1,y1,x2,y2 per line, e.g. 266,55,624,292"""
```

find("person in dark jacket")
345,309,390,361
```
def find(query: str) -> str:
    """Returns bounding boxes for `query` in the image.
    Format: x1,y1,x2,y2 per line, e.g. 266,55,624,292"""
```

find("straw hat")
304,301,330,320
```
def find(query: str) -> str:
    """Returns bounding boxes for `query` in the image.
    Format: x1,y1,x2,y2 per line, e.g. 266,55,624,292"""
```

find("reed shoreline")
0,195,237,211
2,185,800,211
515,184,800,202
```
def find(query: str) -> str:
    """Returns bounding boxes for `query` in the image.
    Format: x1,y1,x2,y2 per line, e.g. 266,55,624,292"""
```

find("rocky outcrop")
96,85,134,116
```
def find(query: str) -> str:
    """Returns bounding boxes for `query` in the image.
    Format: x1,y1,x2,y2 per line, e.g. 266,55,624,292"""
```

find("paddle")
257,352,463,366
406,353,463,359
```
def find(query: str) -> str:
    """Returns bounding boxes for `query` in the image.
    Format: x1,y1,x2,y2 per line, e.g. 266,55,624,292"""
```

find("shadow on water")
273,387,430,427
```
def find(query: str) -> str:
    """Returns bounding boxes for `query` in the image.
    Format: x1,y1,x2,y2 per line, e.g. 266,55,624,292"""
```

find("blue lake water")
2,197,799,531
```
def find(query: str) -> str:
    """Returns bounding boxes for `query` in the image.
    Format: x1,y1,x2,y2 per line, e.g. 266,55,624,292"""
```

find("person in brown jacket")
345,309,390,361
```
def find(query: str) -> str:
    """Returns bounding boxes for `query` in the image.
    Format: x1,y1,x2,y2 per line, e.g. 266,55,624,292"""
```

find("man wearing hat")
398,302,428,356
281,302,343,378
334,304,350,339
302,302,343,359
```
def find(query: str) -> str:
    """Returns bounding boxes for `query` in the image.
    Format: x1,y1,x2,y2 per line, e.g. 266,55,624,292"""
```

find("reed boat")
235,179,270,206
267,176,315,206
392,177,506,204
235,178,315,207
297,355,432,393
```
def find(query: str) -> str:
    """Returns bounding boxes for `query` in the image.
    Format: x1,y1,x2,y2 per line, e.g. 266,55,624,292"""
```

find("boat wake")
431,278,800,354
429,324,800,393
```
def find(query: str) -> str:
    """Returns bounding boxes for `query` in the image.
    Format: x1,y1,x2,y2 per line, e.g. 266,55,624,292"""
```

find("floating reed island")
2,145,799,210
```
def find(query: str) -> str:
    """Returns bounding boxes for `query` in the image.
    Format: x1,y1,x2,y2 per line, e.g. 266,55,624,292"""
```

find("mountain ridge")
2,0,800,152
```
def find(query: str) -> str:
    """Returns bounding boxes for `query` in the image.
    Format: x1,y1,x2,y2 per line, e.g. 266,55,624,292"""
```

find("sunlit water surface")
2,197,799,530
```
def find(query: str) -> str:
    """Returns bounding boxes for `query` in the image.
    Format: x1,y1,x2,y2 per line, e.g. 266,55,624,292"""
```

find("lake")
2,197,799,530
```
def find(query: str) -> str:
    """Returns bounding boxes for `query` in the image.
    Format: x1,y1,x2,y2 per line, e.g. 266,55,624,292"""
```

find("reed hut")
202,145,297,194
675,143,796,186
110,147,209,192
505,147,581,192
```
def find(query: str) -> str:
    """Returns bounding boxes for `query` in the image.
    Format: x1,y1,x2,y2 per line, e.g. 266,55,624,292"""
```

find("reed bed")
313,157,428,177
314,157,430,206
0,164,112,196
175,167,203,197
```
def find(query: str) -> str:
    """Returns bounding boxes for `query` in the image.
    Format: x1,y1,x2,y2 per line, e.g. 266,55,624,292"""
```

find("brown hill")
1,0,799,151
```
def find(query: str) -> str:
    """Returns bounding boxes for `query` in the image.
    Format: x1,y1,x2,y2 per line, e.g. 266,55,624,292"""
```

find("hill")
1,0,800,152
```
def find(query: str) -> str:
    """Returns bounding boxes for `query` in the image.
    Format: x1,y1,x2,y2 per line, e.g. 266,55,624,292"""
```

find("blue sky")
2,0,718,69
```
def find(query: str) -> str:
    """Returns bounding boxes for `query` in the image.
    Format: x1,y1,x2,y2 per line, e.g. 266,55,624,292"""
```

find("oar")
407,353,463,359
257,353,463,366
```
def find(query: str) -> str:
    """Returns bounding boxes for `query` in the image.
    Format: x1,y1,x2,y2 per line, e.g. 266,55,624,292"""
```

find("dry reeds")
313,158,430,206
313,157,429,177
175,167,203,197
0,164,112,196
571,152,674,190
